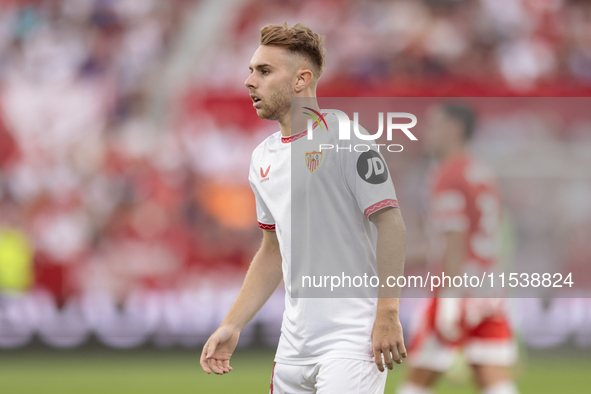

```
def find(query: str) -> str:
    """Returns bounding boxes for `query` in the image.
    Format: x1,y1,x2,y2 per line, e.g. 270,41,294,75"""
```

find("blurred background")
0,0,590,393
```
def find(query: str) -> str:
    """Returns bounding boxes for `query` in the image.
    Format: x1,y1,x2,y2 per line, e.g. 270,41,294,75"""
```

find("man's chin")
256,108,275,121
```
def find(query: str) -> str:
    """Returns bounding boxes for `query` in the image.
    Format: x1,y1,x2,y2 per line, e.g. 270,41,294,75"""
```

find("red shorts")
407,298,517,372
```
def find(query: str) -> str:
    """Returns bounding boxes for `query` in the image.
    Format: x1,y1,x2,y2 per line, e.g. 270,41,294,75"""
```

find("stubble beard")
258,83,292,122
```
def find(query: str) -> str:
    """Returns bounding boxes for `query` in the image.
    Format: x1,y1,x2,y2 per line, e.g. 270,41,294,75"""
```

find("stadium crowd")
0,0,590,311
213,0,591,94
0,0,261,306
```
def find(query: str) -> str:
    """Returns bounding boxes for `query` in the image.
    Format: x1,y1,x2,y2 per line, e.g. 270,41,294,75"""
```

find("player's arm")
442,230,467,280
432,185,469,285
369,206,407,372
200,229,283,375
436,218,468,343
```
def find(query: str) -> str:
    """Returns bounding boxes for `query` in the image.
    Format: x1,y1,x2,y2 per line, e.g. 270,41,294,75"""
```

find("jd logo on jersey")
357,151,388,184
305,151,323,174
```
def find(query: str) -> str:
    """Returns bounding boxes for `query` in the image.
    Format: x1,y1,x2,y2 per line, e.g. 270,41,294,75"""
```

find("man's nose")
245,74,255,89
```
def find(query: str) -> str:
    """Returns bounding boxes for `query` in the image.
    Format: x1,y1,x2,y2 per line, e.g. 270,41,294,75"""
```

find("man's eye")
261,69,269,75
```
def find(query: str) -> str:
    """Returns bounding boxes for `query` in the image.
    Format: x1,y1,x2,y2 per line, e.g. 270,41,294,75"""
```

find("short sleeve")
249,159,276,230
340,125,399,219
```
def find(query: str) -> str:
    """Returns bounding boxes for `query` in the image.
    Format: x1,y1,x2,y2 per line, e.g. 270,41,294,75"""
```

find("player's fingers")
200,344,211,374
216,359,228,374
382,345,394,370
398,339,407,359
223,359,232,372
200,357,211,374
391,344,401,365
208,358,223,375
373,346,384,372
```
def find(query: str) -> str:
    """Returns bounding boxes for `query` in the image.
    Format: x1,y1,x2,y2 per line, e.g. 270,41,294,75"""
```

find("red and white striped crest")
305,151,323,174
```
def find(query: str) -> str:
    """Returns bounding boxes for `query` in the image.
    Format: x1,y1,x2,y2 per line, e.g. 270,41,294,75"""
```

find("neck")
440,143,466,162
279,93,319,137
279,111,291,137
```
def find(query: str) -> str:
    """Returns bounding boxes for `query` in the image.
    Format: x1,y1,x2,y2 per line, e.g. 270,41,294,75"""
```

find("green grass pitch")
0,347,589,393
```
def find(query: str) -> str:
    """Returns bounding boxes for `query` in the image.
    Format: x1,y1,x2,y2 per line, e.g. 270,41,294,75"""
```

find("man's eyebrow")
249,63,273,71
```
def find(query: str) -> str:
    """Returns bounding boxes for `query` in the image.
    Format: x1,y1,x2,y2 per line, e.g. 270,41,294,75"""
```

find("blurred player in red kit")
398,104,519,394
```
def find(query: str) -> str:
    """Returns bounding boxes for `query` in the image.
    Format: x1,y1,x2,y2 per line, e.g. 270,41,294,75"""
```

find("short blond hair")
260,22,325,77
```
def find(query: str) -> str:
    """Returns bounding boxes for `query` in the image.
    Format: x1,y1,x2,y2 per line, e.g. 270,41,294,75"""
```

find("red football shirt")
430,153,502,271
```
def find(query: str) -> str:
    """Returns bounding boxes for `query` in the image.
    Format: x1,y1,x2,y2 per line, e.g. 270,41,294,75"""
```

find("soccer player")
200,23,407,393
398,104,519,394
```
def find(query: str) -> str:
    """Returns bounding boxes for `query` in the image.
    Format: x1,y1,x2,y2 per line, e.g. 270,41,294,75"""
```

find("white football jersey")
248,113,399,365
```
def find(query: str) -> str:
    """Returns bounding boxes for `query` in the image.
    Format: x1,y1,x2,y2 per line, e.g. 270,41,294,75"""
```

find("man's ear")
294,69,313,93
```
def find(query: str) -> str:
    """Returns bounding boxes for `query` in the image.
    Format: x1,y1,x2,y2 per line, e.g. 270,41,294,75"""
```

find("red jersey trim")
364,199,399,218
281,129,308,143
258,222,276,230
270,362,276,393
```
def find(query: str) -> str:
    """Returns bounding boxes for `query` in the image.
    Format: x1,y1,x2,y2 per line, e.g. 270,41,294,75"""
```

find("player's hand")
200,325,240,375
371,309,407,372
435,297,463,343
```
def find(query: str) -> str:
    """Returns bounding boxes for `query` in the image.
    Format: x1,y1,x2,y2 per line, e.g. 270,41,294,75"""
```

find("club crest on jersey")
305,151,323,174
260,165,270,182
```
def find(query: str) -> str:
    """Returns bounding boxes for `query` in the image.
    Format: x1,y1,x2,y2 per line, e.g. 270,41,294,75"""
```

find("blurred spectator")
0,197,33,293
